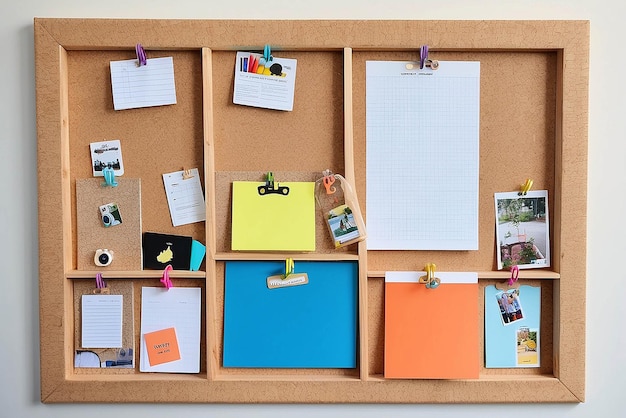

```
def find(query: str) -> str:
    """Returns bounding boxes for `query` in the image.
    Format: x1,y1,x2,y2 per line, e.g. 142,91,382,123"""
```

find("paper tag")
266,273,309,289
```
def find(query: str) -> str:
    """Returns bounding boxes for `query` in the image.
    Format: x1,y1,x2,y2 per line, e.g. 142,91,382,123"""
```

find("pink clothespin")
508,265,520,286
160,265,173,290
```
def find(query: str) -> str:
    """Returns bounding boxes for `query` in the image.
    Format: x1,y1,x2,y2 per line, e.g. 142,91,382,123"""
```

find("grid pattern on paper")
365,61,480,250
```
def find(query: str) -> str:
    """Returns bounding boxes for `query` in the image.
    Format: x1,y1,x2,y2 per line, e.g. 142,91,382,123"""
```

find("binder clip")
266,258,309,289
160,264,173,290
101,165,118,187
135,43,147,67
419,263,440,289
258,172,289,196
518,178,534,196
93,272,110,294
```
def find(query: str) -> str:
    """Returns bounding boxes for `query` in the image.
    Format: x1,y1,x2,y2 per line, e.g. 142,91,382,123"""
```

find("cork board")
73,280,135,373
76,178,142,270
35,19,588,404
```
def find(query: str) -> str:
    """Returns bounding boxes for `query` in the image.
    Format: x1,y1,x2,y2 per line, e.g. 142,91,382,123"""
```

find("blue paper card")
485,284,541,368
223,260,358,368
190,240,206,271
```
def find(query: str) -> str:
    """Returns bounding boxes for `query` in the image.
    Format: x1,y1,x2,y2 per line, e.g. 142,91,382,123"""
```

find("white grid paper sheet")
366,61,480,250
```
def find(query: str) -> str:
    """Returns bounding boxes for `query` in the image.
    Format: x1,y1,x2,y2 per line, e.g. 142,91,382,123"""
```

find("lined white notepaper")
162,168,206,227
110,57,177,110
81,295,123,348
140,287,201,373
366,60,480,250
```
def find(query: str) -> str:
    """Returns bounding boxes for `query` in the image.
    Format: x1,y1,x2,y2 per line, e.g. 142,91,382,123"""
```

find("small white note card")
81,295,123,348
162,168,206,227
140,287,201,373
110,57,177,111
233,51,297,111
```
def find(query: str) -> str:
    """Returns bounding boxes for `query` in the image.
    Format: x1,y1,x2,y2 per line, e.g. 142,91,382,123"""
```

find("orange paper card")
144,327,181,366
384,271,479,379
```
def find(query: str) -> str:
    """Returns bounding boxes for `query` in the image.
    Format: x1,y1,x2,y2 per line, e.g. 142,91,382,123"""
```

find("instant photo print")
495,190,550,270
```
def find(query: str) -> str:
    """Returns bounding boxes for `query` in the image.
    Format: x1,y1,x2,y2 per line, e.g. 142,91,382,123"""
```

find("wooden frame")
35,18,588,403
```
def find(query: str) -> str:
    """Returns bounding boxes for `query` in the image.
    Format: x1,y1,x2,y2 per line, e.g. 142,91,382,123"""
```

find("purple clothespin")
96,272,106,289
419,45,429,70
135,43,147,67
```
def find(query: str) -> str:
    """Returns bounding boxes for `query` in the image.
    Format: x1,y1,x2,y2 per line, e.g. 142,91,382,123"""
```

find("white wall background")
1,0,623,416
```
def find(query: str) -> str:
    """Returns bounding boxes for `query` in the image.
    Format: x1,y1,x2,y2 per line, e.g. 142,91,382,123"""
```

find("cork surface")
76,178,142,270
73,280,135,374
35,19,588,403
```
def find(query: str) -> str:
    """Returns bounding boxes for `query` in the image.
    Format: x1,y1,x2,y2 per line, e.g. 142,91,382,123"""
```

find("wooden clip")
182,168,194,180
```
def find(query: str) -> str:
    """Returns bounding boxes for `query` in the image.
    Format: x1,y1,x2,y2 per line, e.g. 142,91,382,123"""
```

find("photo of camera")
99,202,122,227
94,249,114,267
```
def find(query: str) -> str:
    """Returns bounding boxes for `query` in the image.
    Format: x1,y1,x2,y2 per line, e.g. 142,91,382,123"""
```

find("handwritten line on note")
110,57,177,111
81,295,123,348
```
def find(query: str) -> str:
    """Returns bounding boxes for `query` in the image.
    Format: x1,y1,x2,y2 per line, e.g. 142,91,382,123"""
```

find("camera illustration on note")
99,202,122,227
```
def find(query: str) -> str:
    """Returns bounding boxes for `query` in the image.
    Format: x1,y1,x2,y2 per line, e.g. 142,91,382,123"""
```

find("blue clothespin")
263,44,273,64
102,165,118,187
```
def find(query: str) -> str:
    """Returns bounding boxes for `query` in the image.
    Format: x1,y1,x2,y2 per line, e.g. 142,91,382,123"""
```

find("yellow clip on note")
231,180,316,251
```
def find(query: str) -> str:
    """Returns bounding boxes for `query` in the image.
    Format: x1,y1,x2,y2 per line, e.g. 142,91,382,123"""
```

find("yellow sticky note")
231,181,315,251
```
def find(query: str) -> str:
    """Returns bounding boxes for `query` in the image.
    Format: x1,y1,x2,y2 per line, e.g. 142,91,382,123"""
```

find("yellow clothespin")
266,258,309,289
284,258,294,279
418,263,440,289
519,179,533,196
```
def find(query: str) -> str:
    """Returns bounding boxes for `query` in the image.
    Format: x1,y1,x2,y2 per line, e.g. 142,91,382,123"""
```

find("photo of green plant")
495,190,550,270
